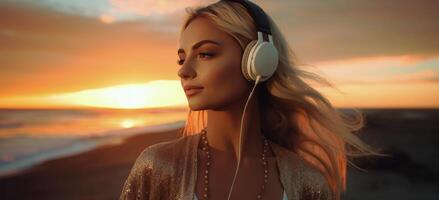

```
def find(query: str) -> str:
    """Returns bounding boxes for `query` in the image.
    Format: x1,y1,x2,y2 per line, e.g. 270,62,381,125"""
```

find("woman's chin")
187,99,206,111
188,106,205,111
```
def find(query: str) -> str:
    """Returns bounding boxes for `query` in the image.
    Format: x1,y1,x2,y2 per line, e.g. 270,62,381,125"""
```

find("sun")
47,80,186,109
98,84,153,109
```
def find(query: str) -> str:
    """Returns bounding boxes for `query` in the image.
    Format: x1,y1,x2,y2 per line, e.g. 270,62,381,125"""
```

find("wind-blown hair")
177,1,379,199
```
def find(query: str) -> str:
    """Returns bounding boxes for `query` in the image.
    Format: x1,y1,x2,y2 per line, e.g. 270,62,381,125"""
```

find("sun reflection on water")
121,119,136,128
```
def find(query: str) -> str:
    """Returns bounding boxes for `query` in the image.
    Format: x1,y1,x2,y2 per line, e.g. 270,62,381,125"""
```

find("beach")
0,109,438,200
0,127,181,200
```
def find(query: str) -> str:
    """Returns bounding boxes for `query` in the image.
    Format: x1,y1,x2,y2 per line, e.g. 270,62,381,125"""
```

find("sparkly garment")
119,133,333,200
194,190,288,200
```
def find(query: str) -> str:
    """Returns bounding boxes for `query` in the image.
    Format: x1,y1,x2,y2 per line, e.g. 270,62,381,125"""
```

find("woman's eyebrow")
177,39,221,54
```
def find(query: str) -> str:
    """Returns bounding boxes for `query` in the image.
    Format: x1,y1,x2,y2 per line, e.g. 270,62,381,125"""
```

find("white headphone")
242,32,279,82
223,1,279,200
235,0,279,83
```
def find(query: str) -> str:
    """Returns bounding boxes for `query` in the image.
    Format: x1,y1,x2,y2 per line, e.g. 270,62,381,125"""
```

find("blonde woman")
120,1,378,200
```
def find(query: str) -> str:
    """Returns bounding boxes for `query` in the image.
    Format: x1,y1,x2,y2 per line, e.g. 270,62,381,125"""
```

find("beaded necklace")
199,128,269,199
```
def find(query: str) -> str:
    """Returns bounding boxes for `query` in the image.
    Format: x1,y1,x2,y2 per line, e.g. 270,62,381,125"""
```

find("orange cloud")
0,2,180,96
1,0,438,108
313,55,439,84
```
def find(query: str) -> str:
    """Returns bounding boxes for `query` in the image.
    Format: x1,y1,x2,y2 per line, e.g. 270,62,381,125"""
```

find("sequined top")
119,133,333,200
194,190,288,200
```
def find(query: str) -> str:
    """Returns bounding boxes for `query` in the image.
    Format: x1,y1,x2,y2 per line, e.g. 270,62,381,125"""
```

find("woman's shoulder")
121,134,199,200
135,134,199,165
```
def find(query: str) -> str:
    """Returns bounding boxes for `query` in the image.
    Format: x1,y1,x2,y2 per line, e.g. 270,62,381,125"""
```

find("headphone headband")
226,0,272,35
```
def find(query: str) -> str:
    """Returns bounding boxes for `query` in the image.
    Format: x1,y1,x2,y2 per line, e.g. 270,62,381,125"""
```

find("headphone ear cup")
251,41,279,82
241,40,258,82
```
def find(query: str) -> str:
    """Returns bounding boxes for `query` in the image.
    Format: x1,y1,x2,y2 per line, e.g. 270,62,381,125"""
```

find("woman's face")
177,17,251,111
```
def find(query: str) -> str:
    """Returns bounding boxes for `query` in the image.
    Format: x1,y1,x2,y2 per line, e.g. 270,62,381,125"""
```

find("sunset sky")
0,0,438,109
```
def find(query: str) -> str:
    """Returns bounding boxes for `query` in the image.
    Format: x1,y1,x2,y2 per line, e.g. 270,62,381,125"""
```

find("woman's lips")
184,88,203,96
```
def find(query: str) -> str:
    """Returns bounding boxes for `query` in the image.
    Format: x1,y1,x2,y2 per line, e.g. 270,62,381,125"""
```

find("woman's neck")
205,94,267,163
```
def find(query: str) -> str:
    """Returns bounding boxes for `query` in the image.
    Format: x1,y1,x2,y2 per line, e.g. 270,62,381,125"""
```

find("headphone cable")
226,75,262,200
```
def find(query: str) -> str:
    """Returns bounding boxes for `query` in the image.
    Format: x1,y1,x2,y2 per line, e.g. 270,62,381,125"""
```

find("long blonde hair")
177,1,379,199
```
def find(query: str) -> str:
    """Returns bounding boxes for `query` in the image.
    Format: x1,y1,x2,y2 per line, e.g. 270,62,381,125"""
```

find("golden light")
0,80,187,109
121,119,136,128
48,80,186,109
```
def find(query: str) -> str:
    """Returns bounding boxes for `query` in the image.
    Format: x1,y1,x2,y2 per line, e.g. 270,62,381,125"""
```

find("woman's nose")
177,61,196,79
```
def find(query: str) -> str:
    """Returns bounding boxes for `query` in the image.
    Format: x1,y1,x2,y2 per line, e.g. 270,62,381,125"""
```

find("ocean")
0,108,438,199
0,107,188,177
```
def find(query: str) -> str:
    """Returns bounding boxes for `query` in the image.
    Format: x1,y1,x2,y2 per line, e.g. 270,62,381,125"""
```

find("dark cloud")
256,0,439,63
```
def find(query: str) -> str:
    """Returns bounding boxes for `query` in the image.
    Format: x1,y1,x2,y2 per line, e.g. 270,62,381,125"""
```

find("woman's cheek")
207,61,246,102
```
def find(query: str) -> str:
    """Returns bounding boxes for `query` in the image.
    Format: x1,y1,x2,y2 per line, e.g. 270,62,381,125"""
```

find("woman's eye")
198,52,213,59
177,52,213,65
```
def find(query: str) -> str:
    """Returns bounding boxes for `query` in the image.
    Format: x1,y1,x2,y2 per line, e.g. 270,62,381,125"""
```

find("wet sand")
0,128,181,200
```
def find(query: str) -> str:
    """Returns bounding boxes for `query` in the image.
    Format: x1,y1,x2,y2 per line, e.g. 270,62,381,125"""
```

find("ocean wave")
0,120,185,177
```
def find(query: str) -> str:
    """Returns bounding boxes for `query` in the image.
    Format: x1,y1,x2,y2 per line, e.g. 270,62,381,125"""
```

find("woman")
120,1,378,200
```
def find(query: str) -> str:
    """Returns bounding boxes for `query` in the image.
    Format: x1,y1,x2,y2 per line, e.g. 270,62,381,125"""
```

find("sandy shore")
1,109,438,200
0,128,181,200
